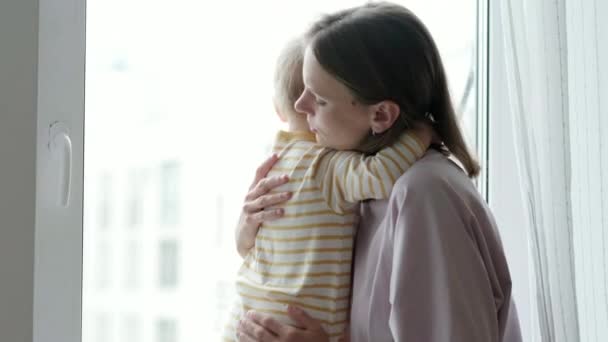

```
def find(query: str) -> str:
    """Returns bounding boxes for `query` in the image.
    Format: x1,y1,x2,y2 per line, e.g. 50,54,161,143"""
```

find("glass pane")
83,1,479,341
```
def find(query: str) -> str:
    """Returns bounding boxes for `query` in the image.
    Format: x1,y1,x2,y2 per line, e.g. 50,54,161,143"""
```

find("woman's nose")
294,91,310,115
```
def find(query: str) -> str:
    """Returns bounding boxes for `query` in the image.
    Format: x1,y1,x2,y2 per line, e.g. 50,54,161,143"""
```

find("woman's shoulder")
389,149,489,218
388,150,500,245
389,151,494,235
394,149,476,194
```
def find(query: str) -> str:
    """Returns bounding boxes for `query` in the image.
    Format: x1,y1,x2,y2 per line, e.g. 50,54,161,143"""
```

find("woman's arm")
385,173,512,341
235,154,291,258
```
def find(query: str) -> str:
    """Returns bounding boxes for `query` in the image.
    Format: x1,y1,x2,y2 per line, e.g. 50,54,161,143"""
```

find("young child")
223,38,429,341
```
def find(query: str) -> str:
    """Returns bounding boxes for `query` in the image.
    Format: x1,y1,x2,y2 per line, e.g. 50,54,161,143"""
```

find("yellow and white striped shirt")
223,130,426,341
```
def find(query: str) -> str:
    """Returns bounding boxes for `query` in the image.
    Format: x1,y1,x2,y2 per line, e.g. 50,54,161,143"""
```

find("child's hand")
235,154,292,258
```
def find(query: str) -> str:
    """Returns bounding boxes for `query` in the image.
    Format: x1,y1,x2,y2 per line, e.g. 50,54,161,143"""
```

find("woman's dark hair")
306,2,480,177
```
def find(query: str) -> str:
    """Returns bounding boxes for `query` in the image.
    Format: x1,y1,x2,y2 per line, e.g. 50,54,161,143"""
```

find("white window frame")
0,0,86,341
476,0,490,200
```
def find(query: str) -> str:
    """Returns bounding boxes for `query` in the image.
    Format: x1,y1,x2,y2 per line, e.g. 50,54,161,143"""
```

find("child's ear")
369,100,400,134
274,101,287,123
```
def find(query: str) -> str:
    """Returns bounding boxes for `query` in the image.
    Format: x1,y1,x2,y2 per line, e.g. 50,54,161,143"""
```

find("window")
98,173,112,229
121,315,140,342
82,1,484,341
95,313,112,342
214,280,232,331
124,241,139,289
215,195,224,245
127,169,144,227
159,162,180,227
96,241,111,290
156,319,177,342
158,240,179,289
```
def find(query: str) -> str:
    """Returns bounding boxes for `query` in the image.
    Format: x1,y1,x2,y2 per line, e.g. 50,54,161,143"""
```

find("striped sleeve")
314,131,427,212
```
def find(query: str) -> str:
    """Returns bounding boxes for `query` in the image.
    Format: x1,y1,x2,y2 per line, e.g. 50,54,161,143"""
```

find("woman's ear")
369,100,400,134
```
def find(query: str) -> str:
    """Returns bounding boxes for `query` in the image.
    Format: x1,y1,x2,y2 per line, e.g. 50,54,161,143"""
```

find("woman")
235,2,522,341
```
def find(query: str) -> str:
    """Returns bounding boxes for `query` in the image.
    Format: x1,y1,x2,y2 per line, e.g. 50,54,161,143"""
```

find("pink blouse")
349,150,523,341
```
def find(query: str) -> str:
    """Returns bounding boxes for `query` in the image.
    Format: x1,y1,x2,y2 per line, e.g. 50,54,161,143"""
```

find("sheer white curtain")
501,0,608,341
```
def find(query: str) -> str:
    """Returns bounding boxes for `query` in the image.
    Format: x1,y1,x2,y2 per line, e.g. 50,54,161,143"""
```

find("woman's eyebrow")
303,74,324,97
307,83,328,99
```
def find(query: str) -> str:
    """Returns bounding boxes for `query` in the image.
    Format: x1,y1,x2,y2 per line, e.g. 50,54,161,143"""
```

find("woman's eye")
315,99,327,106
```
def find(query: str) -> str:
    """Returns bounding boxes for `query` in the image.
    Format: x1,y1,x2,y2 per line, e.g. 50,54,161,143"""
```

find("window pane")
124,241,139,289
156,319,177,342
127,170,144,227
160,162,179,227
96,313,112,342
98,174,112,229
121,315,140,342
83,1,480,341
158,240,178,288
96,241,111,290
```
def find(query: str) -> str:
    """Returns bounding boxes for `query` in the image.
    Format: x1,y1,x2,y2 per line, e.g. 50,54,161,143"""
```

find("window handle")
49,122,73,207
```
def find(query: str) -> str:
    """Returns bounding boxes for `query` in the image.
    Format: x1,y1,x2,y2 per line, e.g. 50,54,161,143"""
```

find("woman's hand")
236,306,330,342
236,154,292,258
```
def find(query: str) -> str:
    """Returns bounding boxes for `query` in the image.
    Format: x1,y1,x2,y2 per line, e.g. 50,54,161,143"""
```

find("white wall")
488,2,533,341
0,0,39,340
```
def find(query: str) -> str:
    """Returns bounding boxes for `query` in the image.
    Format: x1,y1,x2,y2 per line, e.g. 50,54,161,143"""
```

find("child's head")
273,38,305,123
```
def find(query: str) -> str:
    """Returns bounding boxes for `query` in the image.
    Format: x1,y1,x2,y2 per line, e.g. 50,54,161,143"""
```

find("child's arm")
315,127,430,213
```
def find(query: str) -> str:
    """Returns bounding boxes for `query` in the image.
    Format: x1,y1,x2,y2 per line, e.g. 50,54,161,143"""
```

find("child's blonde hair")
273,38,305,117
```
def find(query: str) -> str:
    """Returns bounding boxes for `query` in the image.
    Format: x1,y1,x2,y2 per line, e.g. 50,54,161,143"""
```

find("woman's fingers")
236,332,257,342
238,309,329,342
243,191,292,214
246,311,288,337
237,314,278,342
246,175,290,202
250,154,280,190
255,191,292,210
246,208,285,225
286,306,323,331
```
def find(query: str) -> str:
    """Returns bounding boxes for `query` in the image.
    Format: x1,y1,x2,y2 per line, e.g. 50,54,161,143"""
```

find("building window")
98,173,112,229
215,195,224,245
127,169,144,227
156,319,177,342
214,280,232,331
96,241,111,290
124,241,139,289
159,240,178,288
160,162,179,226
121,315,140,342
96,313,111,342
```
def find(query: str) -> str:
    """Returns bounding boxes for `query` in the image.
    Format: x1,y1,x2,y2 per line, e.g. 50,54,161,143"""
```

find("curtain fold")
565,0,608,340
501,0,608,341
